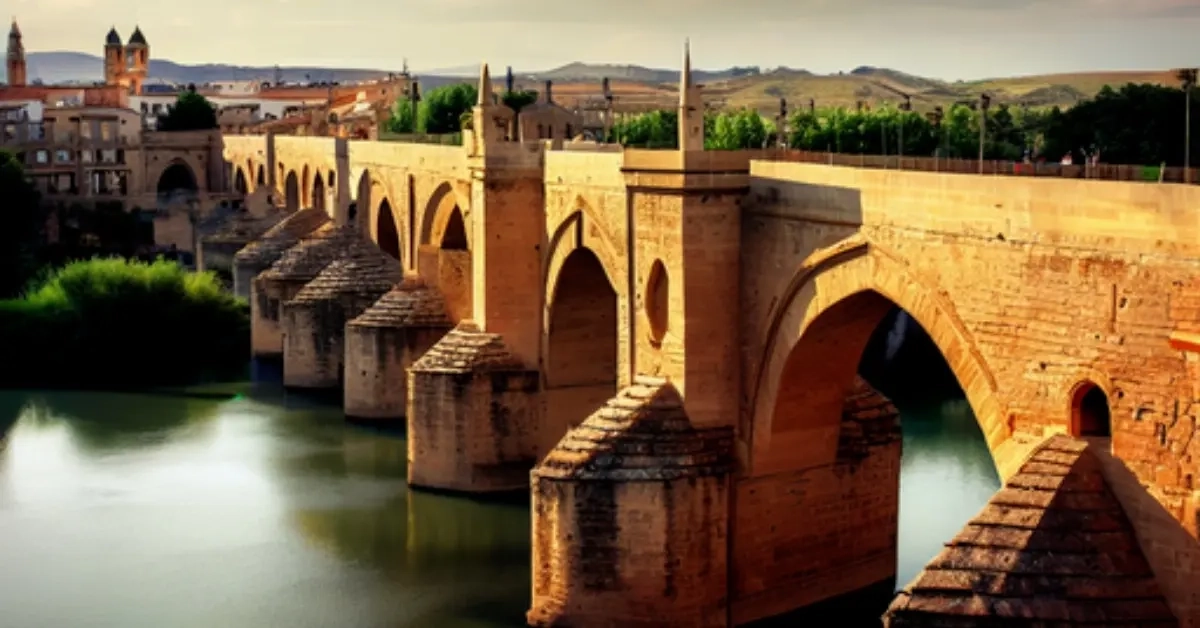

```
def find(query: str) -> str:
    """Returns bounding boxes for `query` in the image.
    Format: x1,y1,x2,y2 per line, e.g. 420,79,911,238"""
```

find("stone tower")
124,26,149,95
678,39,703,151
103,27,124,87
6,18,26,87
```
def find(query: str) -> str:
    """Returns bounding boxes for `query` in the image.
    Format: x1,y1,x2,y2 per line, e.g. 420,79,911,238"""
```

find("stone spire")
477,62,493,107
7,17,25,87
677,39,703,151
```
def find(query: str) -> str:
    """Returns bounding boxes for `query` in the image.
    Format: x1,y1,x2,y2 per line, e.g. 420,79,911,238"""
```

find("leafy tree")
385,99,417,134
418,83,478,134
157,91,218,132
0,150,43,297
502,89,538,114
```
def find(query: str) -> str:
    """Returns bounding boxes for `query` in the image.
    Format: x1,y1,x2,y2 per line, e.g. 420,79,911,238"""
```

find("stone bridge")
221,60,1200,627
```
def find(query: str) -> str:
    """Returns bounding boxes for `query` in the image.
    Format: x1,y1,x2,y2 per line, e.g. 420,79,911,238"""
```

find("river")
0,377,998,628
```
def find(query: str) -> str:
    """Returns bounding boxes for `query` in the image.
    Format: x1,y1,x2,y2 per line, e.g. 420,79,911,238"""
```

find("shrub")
0,257,249,389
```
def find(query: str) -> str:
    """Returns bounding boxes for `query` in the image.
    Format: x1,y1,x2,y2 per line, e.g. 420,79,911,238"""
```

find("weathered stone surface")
280,236,401,389
407,322,540,492
528,378,732,628
343,276,454,420
234,206,330,267
883,435,1179,628
260,222,360,284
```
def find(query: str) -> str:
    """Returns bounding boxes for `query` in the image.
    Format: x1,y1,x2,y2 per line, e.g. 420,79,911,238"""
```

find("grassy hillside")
19,52,1178,115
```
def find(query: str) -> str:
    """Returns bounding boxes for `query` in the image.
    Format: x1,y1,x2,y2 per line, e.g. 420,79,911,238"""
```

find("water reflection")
0,379,999,628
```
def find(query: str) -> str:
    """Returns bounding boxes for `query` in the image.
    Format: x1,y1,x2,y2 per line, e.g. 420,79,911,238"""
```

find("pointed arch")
311,172,326,213
375,198,402,262
284,170,300,212
256,164,265,187
233,166,248,195
420,181,471,250
748,235,1011,479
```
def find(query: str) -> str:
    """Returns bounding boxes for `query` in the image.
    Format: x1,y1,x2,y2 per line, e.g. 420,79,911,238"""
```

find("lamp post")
978,93,991,174
1179,68,1197,183
898,95,912,160
927,106,945,169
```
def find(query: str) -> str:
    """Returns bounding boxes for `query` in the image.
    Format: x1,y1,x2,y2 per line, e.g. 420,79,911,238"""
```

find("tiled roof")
884,434,1178,627
290,237,401,302
348,275,453,329
259,223,360,283
233,207,330,267
533,376,735,482
409,321,525,374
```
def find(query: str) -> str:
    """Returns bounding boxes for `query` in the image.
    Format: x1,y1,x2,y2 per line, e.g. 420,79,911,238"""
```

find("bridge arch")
374,198,403,263
233,166,248,195
539,207,625,457
416,181,472,323
748,235,1009,479
284,170,300,212
256,164,265,188
420,182,471,250
311,172,326,213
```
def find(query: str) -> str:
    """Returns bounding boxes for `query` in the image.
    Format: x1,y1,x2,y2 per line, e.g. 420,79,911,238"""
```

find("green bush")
0,257,249,389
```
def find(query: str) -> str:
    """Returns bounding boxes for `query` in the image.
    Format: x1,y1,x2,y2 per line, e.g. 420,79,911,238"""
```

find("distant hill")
25,51,398,87
16,52,1177,114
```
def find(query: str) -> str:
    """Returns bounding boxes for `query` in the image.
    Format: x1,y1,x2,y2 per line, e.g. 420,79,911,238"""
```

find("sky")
8,0,1200,79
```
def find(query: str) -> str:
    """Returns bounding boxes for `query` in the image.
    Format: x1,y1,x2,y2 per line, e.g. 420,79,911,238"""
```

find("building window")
35,150,48,164
80,150,93,164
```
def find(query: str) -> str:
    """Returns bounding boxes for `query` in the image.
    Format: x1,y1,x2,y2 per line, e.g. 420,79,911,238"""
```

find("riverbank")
0,257,249,390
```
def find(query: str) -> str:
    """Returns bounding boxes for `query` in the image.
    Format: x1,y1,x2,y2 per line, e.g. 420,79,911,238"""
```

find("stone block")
344,276,454,420
527,376,734,628
407,321,540,492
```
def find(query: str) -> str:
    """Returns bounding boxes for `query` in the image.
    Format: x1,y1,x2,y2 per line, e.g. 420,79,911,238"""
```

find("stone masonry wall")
730,380,902,625
742,162,1200,624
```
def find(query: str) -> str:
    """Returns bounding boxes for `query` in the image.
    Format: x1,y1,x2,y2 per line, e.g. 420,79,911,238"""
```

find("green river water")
0,376,998,627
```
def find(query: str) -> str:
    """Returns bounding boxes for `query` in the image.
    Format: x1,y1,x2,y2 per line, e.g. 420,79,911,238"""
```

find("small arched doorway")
312,174,326,212
1071,382,1112,437
156,160,198,204
544,248,618,455
284,171,300,212
256,164,265,187
376,199,401,262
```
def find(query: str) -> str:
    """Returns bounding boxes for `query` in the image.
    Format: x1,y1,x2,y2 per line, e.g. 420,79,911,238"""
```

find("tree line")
610,83,1199,167
382,81,1198,168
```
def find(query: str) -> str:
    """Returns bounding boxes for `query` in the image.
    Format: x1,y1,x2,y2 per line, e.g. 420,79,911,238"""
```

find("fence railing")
775,150,1200,185
377,132,463,146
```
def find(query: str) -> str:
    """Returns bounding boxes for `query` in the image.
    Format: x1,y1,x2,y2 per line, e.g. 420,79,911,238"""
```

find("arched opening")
1071,382,1111,437
233,167,248,195
375,199,401,262
746,290,1000,624
644,259,669,346
256,164,265,186
440,207,468,250
156,161,198,203
311,173,326,212
354,171,372,235
543,248,618,456
284,171,300,212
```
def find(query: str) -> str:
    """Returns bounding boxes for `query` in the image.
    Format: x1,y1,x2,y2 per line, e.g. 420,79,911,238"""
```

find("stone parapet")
280,237,401,389
406,321,539,492
344,276,454,420
527,376,734,628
